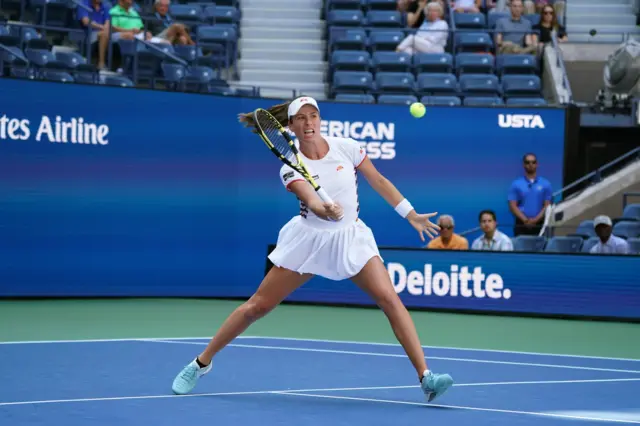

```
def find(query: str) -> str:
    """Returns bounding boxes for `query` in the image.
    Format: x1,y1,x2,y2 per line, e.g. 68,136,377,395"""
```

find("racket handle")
316,187,333,204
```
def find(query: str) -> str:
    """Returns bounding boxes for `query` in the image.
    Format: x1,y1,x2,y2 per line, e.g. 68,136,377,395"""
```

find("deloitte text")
320,120,396,160
0,114,110,145
388,263,512,299
498,114,545,129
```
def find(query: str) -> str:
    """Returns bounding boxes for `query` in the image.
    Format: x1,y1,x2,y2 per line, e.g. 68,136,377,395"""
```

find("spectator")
396,2,449,54
488,0,535,15
426,215,469,250
532,3,567,45
471,210,514,251
495,0,538,54
508,153,552,236
109,0,152,42
451,0,481,13
148,0,195,45
406,0,428,28
590,215,630,254
77,0,110,69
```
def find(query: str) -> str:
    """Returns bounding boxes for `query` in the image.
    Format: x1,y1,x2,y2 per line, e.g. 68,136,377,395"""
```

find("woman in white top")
171,96,454,403
396,2,450,54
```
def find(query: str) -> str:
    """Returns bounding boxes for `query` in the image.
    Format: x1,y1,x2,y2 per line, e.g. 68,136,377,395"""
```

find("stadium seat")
582,237,600,253
377,94,418,104
512,235,546,252
103,75,134,87
463,96,503,106
372,51,412,72
459,74,500,97
161,62,187,88
488,12,510,29
30,0,70,28
417,72,458,96
421,95,461,106
54,51,94,73
327,0,362,10
454,12,486,29
496,54,537,75
454,32,493,53
506,97,547,106
331,50,372,73
366,11,403,27
455,53,494,75
571,220,597,239
329,29,367,51
169,5,204,25
374,71,415,94
622,203,640,220
365,0,398,11
413,53,453,74
544,236,584,253
523,13,541,26
332,71,375,96
368,30,404,51
40,69,74,83
627,237,640,254
502,75,542,98
328,10,365,26
335,93,376,103
209,6,240,24
613,221,640,239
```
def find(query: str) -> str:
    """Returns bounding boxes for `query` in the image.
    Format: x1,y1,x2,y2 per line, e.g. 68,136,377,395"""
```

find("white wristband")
395,198,414,218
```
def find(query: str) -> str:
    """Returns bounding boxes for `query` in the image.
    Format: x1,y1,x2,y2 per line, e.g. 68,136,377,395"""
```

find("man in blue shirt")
508,153,552,236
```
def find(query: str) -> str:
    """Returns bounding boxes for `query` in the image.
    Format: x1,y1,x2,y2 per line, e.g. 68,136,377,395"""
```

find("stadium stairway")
565,0,640,44
235,0,328,100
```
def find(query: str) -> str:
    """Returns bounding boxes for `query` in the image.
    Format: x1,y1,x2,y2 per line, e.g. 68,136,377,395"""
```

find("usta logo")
498,114,545,129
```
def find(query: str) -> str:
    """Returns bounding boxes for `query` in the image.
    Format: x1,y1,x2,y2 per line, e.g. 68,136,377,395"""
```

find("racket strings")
256,111,299,166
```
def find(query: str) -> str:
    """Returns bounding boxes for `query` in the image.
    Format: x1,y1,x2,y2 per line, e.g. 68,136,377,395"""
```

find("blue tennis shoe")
420,370,453,402
171,358,212,395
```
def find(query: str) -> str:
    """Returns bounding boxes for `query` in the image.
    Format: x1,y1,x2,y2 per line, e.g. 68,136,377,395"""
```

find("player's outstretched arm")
288,180,344,221
357,156,440,242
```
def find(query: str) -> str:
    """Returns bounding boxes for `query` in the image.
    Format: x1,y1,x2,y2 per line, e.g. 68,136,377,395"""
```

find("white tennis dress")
268,136,382,281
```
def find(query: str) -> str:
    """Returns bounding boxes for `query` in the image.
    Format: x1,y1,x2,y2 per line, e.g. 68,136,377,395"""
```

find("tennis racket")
253,107,334,204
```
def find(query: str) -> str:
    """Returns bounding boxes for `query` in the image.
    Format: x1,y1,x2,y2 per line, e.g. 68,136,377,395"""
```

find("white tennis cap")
593,215,612,228
288,96,320,118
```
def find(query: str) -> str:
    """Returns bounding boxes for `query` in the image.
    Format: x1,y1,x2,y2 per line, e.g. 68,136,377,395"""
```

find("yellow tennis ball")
409,102,425,118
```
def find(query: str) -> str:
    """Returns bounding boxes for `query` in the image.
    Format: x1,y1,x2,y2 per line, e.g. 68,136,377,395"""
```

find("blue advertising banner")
287,249,640,320
0,80,567,302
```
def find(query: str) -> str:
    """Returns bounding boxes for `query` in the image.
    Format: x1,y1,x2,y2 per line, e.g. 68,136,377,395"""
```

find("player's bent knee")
241,297,276,322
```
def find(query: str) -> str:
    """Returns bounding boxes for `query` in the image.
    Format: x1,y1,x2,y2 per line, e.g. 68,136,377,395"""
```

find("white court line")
2,378,639,408
280,392,640,424
146,339,640,375
1,335,639,363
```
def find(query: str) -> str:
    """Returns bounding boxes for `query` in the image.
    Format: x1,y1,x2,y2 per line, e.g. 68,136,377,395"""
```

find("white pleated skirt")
268,216,382,281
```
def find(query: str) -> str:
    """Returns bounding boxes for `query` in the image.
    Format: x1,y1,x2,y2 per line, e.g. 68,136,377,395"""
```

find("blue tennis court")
2,336,640,425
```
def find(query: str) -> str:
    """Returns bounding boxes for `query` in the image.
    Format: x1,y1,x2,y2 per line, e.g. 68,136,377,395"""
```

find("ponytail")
238,100,292,132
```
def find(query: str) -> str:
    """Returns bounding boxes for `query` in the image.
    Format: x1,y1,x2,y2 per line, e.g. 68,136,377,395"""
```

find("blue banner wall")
0,80,567,302
289,249,640,321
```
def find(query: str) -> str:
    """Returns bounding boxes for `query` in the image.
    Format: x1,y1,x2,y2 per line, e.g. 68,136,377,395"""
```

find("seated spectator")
495,0,538,54
148,0,195,45
396,2,449,54
471,210,514,251
77,0,110,69
487,0,535,15
426,215,469,250
590,215,630,255
451,0,480,13
406,0,427,28
532,3,567,45
109,0,152,42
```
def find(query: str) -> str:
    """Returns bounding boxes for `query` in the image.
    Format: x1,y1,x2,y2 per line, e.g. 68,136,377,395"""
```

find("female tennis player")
171,96,454,402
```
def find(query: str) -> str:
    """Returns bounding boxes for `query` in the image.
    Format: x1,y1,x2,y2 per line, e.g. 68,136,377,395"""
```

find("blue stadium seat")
421,95,462,106
103,75,134,87
496,54,537,75
24,48,63,69
454,12,486,29
455,53,494,75
366,11,403,27
512,235,546,252
523,13,540,26
368,30,404,51
40,69,74,83
572,220,597,239
372,51,412,72
335,93,376,103
502,75,542,98
488,12,510,29
161,62,187,86
30,0,70,28
627,237,640,254
54,51,93,72
613,221,640,239
330,29,367,51
0,46,28,66
332,71,374,96
375,71,415,94
506,97,547,106
328,10,364,26
455,32,493,53
210,5,240,24
377,94,418,104
10,67,36,79
544,236,584,253
582,237,600,253
463,96,503,106
622,203,640,220
331,50,371,72
417,72,458,96
327,0,363,10
169,4,204,25
365,0,398,10
459,74,500,97
413,53,453,74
